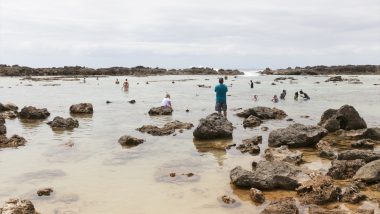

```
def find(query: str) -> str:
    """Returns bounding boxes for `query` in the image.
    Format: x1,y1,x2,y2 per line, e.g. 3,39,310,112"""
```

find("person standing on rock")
215,77,228,117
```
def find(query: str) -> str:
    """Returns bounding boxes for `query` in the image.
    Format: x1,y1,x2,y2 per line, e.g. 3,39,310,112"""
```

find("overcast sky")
0,0,379,69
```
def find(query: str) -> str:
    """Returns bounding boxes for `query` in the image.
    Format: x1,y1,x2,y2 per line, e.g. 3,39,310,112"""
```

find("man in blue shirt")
215,77,228,117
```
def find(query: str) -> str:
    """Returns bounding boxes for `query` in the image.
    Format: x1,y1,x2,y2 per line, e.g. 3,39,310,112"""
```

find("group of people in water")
271,90,310,103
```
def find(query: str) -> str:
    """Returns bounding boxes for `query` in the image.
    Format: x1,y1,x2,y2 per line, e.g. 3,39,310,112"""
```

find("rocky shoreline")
260,65,380,75
0,64,243,76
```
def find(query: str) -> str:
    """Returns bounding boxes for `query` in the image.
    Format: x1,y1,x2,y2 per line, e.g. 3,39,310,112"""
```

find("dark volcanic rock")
325,76,343,82
193,113,233,140
260,197,299,214
236,137,261,155
0,134,27,148
337,149,380,163
138,120,193,136
236,106,287,120
327,159,366,179
19,106,50,119
0,198,37,214
70,103,93,114
249,188,265,204
148,106,173,116
47,116,79,130
243,115,262,128
37,188,53,196
260,65,380,75
296,175,341,205
361,128,380,140
268,123,328,148
0,103,18,112
353,159,380,183
230,161,308,190
318,105,367,132
307,205,348,214
264,145,303,165
0,124,5,135
351,139,375,149
118,135,144,147
315,140,336,159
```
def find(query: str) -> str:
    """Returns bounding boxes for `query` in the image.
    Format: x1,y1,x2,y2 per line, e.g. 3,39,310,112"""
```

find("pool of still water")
0,73,379,213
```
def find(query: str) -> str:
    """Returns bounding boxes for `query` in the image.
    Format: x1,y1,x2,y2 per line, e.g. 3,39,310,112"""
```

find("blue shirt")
215,83,228,103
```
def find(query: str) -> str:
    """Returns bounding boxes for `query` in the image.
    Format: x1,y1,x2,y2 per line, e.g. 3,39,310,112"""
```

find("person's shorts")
215,101,227,112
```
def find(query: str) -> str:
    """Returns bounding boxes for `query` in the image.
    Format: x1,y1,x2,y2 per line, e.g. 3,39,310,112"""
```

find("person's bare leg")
223,110,227,117
218,110,221,115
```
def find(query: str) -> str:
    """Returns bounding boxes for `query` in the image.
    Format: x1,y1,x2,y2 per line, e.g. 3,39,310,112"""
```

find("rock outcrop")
19,106,50,119
0,198,37,214
118,135,144,147
264,146,303,165
70,103,93,114
0,135,27,148
193,113,233,140
236,106,287,120
236,136,262,155
37,188,53,196
249,188,265,204
353,160,380,183
138,120,193,136
315,140,336,159
260,65,380,75
327,159,366,179
243,115,262,128
259,197,299,214
337,150,380,163
318,105,367,132
47,116,79,130
268,123,327,147
296,175,341,205
230,161,308,190
351,139,375,149
148,106,173,116
339,185,366,204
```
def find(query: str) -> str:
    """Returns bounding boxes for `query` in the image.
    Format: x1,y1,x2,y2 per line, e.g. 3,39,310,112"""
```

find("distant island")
260,65,380,75
0,64,243,76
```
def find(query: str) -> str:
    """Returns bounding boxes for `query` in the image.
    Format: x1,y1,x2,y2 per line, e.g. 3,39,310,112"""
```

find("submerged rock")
236,106,287,120
230,161,308,190
327,159,366,179
325,76,343,82
69,103,93,114
193,113,233,140
296,175,341,205
118,135,144,147
339,185,366,204
236,139,260,155
337,149,380,163
243,115,262,128
148,106,173,115
307,205,348,214
268,123,328,148
138,120,193,136
249,188,265,204
264,146,303,165
260,197,299,214
0,198,37,214
0,111,18,119
0,135,27,148
315,140,336,159
47,116,79,130
19,106,50,119
351,139,375,149
318,105,367,132
353,159,380,183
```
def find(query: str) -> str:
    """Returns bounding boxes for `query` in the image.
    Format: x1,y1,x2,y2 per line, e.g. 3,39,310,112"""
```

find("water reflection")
193,139,234,166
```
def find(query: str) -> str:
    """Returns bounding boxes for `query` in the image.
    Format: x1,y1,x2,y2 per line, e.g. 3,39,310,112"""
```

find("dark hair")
219,78,224,84
125,79,128,81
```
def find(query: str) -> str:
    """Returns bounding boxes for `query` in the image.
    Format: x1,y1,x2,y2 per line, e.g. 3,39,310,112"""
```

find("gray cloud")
0,0,379,68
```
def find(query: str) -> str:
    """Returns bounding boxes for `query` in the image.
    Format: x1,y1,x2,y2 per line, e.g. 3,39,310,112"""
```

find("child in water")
253,95,258,101
272,95,279,103
294,92,299,101
162,93,172,108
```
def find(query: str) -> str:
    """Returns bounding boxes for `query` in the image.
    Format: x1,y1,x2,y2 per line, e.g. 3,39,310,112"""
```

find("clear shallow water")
0,74,379,213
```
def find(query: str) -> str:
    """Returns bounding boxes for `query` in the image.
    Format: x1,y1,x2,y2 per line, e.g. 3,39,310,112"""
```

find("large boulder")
236,106,287,120
118,135,144,147
264,146,303,165
0,198,37,214
268,123,328,148
318,105,367,132
230,161,309,190
193,113,233,140
353,160,380,183
296,175,341,205
148,106,173,116
69,103,93,114
0,135,27,148
259,197,299,214
19,106,50,119
337,149,380,163
243,115,262,128
47,116,79,130
138,120,193,136
327,159,366,179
